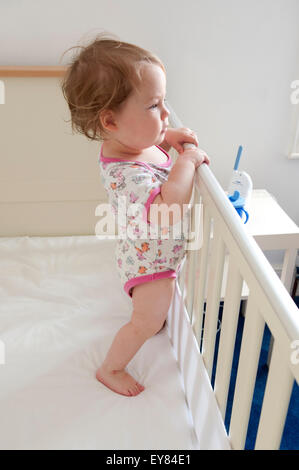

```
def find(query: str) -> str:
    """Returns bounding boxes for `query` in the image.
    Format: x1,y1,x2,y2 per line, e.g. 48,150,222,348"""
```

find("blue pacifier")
228,191,249,224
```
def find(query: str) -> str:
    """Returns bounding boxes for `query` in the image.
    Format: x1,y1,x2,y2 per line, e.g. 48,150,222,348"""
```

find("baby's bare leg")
96,277,175,396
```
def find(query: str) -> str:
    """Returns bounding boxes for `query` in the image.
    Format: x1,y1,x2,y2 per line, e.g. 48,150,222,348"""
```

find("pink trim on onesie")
99,145,172,168
142,186,161,226
124,269,177,298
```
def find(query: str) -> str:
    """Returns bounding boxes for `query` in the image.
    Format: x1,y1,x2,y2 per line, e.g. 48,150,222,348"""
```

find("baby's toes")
133,384,141,395
136,382,145,393
129,383,142,396
128,386,137,396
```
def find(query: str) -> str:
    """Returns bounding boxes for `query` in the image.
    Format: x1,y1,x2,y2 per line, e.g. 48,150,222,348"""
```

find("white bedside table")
245,189,299,293
243,189,299,365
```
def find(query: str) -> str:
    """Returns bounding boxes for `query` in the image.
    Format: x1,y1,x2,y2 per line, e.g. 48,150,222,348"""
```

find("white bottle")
227,145,252,208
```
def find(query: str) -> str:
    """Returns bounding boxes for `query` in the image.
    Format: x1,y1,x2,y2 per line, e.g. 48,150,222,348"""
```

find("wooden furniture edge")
0,66,67,77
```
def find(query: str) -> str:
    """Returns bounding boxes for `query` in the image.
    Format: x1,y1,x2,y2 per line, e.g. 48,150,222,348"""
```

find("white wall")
0,0,298,225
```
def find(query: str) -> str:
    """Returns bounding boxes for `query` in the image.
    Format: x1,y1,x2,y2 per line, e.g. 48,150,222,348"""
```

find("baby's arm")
148,147,209,226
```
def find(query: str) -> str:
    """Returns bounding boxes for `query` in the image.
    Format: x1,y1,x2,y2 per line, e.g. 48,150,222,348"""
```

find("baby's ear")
100,109,117,132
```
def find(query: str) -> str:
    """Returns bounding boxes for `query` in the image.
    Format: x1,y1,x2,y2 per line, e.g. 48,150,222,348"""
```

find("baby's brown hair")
61,34,165,141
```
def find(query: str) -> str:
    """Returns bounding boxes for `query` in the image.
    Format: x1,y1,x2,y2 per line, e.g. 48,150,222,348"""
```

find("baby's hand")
164,127,199,154
180,146,210,169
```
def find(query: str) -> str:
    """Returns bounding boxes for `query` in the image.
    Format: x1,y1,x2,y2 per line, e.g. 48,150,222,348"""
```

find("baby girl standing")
62,35,209,397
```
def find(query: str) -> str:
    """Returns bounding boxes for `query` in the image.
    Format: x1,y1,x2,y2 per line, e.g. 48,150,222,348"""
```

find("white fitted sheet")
0,235,198,450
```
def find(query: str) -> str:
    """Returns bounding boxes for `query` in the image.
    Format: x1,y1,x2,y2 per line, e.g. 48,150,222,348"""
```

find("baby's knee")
131,314,165,339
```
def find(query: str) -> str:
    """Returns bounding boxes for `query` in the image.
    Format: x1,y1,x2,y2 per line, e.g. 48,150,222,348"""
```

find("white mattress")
0,235,199,450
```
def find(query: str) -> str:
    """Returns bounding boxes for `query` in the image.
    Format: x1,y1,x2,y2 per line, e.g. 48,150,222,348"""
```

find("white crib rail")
181,162,299,449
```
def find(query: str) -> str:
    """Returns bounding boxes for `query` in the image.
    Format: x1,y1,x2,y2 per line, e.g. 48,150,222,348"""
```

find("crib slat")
192,206,211,343
185,232,197,319
255,340,294,450
184,195,197,318
214,258,243,418
181,252,190,313
185,194,203,320
185,252,195,320
202,220,225,379
178,254,187,300
229,295,265,450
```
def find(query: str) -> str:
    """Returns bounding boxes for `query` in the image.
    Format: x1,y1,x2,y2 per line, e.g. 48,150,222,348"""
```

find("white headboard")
0,67,106,237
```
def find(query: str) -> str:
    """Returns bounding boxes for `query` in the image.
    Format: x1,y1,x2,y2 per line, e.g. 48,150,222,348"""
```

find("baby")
62,35,210,397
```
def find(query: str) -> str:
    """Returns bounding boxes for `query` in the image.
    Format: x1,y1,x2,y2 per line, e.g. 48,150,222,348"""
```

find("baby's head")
61,35,167,144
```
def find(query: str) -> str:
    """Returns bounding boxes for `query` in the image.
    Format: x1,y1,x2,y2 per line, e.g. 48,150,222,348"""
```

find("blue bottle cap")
228,191,249,223
228,191,245,208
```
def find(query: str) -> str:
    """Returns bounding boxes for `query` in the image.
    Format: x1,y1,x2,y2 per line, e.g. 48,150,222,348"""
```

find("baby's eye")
149,99,167,110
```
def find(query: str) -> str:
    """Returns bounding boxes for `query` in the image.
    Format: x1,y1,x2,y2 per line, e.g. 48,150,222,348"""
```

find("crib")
167,106,299,450
171,161,299,450
0,68,298,450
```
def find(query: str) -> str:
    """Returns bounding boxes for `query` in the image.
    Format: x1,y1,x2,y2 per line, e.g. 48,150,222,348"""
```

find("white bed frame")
1,69,298,450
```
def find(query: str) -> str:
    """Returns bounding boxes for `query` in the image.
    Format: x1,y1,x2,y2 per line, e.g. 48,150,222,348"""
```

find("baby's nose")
162,107,169,121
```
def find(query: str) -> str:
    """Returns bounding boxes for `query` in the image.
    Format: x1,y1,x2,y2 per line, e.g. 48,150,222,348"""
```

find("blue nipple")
228,191,249,223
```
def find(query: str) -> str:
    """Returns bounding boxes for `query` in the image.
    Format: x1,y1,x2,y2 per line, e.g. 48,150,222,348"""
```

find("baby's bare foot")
96,366,145,397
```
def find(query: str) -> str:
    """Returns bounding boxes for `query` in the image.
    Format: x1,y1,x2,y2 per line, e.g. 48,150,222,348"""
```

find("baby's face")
113,64,169,150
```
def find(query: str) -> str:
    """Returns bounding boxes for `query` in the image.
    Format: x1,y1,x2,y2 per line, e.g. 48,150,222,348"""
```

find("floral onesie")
99,145,189,298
